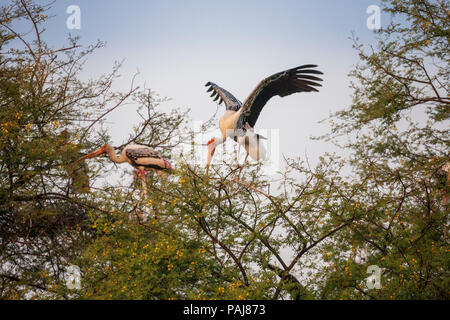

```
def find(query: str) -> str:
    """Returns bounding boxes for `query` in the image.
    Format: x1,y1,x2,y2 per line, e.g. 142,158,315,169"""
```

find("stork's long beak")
205,143,216,177
72,146,106,171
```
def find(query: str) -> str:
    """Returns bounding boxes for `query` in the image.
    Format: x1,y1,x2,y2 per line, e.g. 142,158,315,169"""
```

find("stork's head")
85,144,111,158
72,144,111,171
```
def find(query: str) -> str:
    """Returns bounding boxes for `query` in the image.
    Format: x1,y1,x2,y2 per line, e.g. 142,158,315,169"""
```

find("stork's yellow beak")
72,146,106,171
205,145,216,177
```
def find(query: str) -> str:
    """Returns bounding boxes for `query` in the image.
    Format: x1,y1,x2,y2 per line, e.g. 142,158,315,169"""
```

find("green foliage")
317,0,449,299
0,0,448,300
0,0,186,299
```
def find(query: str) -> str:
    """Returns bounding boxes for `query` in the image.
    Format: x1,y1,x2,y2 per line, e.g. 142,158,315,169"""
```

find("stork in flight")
204,64,323,176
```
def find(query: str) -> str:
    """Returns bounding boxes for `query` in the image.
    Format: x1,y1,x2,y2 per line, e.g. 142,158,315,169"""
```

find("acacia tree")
82,0,449,300
1,0,448,300
316,0,449,299
0,0,186,298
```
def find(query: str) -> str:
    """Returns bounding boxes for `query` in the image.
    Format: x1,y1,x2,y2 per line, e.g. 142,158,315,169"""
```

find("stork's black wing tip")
205,81,213,87
297,64,319,69
297,69,324,75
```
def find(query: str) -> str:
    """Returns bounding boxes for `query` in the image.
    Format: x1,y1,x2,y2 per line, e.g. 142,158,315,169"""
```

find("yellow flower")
1,123,8,134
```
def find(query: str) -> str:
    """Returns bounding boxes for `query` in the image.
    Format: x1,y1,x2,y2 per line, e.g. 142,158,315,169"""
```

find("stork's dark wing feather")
126,147,161,162
239,65,323,128
125,146,168,170
205,82,242,111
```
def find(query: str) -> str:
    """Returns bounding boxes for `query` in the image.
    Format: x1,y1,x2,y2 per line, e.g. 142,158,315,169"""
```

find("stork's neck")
105,145,128,164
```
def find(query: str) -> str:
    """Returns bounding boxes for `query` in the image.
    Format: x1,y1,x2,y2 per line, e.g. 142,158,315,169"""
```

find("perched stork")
73,144,173,178
204,64,323,176
73,144,173,221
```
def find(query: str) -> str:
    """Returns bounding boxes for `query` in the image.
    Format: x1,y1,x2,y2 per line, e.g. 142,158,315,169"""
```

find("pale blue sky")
41,0,384,170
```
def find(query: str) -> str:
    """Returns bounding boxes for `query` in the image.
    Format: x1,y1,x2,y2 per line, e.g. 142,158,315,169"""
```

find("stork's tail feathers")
256,133,268,140
238,131,267,161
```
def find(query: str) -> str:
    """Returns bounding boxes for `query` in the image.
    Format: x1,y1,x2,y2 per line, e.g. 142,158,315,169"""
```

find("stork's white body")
104,144,166,173
219,109,243,139
217,109,266,162
236,131,266,161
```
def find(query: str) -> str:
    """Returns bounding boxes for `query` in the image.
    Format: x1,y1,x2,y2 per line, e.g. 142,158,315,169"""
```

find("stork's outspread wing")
239,65,323,128
125,146,166,170
205,82,242,111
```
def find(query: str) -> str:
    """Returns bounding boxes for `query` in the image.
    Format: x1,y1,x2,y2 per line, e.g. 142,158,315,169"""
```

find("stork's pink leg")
139,169,147,180
130,169,150,222
139,169,148,222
